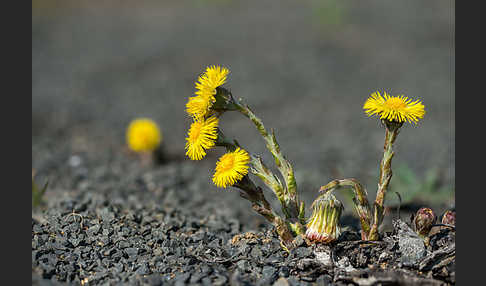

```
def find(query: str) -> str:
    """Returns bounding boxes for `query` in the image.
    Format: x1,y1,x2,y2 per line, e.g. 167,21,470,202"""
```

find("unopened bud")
413,207,436,238
306,193,343,243
441,210,455,226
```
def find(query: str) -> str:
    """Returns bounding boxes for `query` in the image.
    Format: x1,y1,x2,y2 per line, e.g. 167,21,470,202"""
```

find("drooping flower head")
185,116,219,160
363,91,425,124
126,118,162,152
212,147,250,188
306,193,343,243
186,65,230,119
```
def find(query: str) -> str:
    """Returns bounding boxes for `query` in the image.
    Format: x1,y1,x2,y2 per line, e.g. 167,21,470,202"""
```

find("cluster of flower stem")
185,67,432,248
213,88,306,248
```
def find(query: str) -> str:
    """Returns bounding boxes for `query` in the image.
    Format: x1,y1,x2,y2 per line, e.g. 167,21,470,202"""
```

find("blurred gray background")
32,0,454,225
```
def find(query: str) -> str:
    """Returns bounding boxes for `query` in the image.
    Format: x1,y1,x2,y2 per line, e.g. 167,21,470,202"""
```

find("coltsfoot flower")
413,207,436,238
306,193,344,243
186,65,230,119
185,116,219,160
186,92,216,120
198,65,229,91
212,147,250,188
126,118,162,152
363,91,425,124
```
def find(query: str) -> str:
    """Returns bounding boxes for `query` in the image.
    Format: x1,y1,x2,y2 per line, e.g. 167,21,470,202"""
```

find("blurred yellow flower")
185,116,219,160
186,65,230,119
126,118,162,152
212,147,250,188
363,91,425,124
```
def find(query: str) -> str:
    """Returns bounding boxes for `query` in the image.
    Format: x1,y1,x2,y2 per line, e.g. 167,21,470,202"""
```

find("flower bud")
441,210,455,226
306,193,344,243
413,207,436,238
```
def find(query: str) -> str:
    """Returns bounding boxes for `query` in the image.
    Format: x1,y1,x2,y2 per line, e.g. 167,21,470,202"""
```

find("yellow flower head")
200,65,230,90
185,116,219,160
126,118,162,152
185,90,215,120
363,91,425,124
212,147,250,188
186,65,230,119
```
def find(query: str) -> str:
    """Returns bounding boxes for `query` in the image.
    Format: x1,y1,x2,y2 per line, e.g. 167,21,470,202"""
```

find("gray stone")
394,219,427,265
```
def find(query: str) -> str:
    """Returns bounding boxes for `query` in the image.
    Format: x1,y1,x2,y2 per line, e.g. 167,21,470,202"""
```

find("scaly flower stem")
213,88,305,236
233,101,302,224
368,120,401,240
250,155,289,218
234,175,273,221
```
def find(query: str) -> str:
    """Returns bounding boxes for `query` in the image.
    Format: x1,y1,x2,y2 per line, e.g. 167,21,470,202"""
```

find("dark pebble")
279,266,290,277
135,263,152,275
124,247,139,257
259,266,278,285
316,274,332,285
174,272,191,284
211,274,228,286
237,260,251,273
294,247,312,258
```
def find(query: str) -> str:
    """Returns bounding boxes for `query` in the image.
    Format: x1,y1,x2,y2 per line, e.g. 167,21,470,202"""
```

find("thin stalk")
213,88,305,237
233,101,301,222
368,121,401,240
250,155,288,218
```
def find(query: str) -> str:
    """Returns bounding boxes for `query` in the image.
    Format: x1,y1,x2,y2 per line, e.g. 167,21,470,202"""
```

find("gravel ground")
32,0,455,285
32,145,455,285
32,179,455,285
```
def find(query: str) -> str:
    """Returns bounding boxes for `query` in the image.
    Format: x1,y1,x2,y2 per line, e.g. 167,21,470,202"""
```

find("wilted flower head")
441,210,455,226
212,147,250,188
185,116,219,160
126,118,162,152
306,193,344,243
363,91,425,124
413,207,436,238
